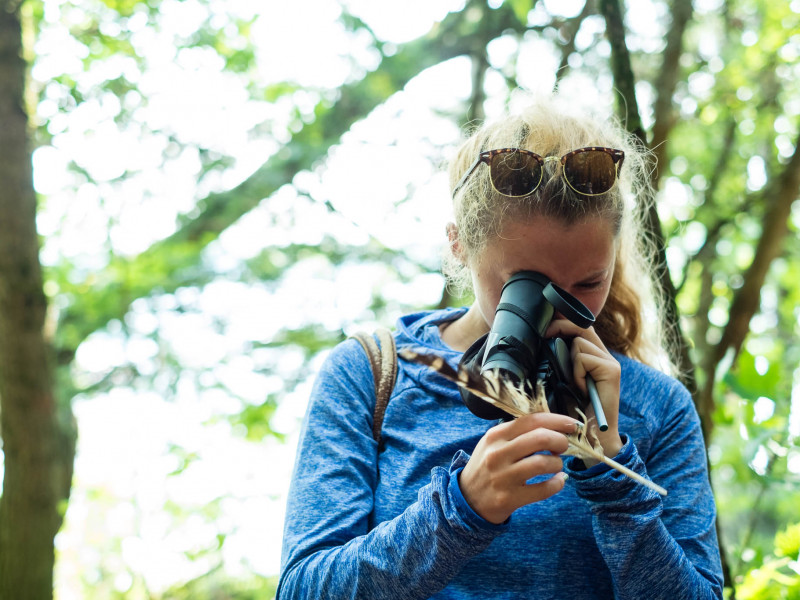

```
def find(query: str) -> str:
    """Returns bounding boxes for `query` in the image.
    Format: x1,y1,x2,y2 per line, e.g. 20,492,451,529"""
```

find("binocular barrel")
462,270,608,430
482,271,555,381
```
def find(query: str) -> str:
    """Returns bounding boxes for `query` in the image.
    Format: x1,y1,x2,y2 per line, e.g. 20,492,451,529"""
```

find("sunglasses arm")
451,155,486,199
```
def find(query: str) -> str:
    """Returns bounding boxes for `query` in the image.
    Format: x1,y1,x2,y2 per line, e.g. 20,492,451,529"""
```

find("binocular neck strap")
495,302,543,336
491,333,539,376
496,333,530,357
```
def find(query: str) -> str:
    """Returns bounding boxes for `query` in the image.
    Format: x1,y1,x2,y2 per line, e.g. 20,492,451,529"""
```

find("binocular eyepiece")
459,271,608,430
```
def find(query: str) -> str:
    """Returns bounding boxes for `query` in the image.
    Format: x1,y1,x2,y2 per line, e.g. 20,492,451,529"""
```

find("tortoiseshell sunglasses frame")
452,146,625,198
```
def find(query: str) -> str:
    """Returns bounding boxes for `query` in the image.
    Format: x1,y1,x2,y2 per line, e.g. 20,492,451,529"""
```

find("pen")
586,375,608,431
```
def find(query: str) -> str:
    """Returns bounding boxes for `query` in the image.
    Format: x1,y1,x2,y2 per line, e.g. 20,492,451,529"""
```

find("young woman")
277,96,724,599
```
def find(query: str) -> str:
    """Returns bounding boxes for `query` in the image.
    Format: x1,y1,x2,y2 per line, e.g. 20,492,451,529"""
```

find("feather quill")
400,348,667,496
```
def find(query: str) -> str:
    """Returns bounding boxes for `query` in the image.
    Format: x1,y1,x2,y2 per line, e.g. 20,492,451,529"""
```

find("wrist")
598,429,623,458
457,468,506,525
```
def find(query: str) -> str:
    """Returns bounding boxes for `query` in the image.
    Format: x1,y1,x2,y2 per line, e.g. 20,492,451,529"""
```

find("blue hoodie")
278,308,723,599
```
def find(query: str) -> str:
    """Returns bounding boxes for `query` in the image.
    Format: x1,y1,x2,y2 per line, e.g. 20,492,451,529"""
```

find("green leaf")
723,349,782,402
775,523,800,559
508,0,534,24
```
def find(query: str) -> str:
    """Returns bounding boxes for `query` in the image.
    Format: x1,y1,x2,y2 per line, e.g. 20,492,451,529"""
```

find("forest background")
0,0,799,598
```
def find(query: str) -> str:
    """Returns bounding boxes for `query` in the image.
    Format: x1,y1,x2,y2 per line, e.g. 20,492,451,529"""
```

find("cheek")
581,286,612,318
472,271,503,326
587,299,606,319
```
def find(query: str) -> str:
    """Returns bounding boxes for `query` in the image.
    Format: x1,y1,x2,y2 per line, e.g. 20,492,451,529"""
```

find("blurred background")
0,0,798,598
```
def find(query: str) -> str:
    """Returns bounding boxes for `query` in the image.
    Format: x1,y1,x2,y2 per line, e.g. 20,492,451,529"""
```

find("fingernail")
560,472,569,482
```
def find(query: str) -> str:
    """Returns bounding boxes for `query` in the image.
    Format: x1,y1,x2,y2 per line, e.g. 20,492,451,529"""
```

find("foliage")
0,0,797,597
737,522,800,599
159,572,279,600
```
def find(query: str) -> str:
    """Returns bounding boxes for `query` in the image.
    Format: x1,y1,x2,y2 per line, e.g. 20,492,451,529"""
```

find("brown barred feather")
399,348,667,496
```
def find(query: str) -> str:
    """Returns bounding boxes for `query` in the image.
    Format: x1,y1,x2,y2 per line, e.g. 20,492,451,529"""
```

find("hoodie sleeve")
276,340,505,600
563,377,724,600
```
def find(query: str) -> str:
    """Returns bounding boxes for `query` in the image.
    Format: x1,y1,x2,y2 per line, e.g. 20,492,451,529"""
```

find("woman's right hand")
458,413,581,524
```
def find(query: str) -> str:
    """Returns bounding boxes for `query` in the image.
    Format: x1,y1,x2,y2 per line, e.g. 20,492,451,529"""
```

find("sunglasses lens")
489,151,542,197
563,150,617,195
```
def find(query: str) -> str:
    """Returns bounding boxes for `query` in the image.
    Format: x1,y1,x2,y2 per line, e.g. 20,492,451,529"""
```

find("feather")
399,348,538,418
399,347,667,496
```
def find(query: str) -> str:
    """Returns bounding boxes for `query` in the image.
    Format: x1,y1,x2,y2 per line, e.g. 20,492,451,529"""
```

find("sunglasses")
452,146,625,198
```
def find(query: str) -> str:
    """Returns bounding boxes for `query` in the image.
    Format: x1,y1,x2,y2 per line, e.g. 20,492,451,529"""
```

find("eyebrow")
575,269,611,285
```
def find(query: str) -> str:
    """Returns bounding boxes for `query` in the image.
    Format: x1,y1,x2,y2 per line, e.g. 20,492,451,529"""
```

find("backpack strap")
350,328,398,445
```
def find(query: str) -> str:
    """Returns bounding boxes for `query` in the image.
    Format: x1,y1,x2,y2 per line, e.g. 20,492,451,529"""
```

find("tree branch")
56,5,528,351
650,0,694,185
675,117,738,294
707,128,800,371
600,0,645,143
694,131,800,558
553,0,595,88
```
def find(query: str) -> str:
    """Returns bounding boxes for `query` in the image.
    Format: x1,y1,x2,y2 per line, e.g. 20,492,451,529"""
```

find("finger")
518,472,569,505
494,412,580,441
572,351,620,386
570,335,607,360
544,318,584,339
509,427,570,462
545,321,607,350
508,453,565,482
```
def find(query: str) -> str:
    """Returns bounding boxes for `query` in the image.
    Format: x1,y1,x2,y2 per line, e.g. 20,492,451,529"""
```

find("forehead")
478,217,617,281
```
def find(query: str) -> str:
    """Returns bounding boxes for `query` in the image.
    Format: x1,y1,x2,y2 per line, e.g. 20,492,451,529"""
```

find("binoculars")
459,271,608,430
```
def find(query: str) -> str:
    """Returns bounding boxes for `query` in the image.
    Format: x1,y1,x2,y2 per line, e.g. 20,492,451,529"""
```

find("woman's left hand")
544,319,623,460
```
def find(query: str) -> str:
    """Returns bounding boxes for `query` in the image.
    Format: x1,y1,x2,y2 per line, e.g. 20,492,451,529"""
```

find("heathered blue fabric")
278,308,724,599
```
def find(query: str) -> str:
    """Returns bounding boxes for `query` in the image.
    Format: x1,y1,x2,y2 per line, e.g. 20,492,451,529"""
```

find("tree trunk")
0,1,77,598
649,0,694,184
599,0,737,591
600,0,696,391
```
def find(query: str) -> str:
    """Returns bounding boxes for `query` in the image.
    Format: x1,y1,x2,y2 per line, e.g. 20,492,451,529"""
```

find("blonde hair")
444,94,671,371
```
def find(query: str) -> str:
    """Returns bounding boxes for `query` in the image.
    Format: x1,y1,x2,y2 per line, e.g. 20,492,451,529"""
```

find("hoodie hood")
392,307,474,409
395,307,468,353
